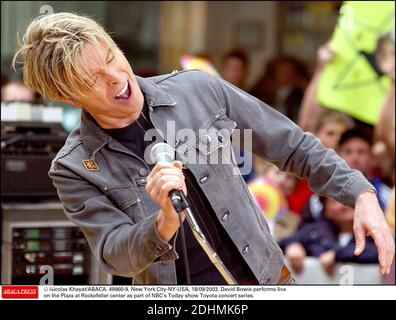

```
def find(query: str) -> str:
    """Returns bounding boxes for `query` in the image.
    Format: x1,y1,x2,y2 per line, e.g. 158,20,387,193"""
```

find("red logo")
1,286,39,299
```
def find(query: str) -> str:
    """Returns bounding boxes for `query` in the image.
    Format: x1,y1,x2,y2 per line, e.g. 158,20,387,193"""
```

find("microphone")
150,142,175,163
150,142,192,284
149,142,187,212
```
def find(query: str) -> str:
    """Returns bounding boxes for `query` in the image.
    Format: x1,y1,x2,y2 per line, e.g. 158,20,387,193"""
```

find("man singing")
13,12,394,284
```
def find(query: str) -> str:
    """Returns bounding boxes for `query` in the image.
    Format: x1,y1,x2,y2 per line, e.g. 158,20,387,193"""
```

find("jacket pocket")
179,114,238,179
105,185,142,221
194,115,237,156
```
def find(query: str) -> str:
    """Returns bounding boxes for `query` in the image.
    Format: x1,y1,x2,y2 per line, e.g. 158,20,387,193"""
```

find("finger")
353,222,366,256
383,231,395,274
320,261,329,275
370,229,388,273
173,161,183,169
154,176,185,198
147,176,184,201
148,188,159,203
151,167,184,181
158,180,185,203
146,165,184,191
289,256,303,274
147,162,177,181
290,260,299,273
296,260,304,274
149,168,184,187
380,265,386,276
388,247,395,275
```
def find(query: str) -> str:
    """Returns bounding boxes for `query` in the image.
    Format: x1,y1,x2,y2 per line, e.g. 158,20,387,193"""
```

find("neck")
94,111,141,129
90,100,144,129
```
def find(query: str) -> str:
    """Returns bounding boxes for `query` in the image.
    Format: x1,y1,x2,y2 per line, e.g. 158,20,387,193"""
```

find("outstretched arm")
374,82,395,157
297,43,334,131
208,70,394,275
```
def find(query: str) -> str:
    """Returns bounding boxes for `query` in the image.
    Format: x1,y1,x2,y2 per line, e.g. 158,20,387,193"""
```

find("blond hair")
314,110,354,133
12,12,117,102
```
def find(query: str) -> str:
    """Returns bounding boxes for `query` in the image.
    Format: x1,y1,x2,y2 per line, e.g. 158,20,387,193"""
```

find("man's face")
71,42,144,128
324,197,354,226
338,137,371,175
316,121,347,149
221,57,247,89
266,166,297,196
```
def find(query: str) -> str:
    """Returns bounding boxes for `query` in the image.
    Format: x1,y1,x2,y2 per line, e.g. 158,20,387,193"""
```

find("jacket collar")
137,75,176,108
80,75,176,158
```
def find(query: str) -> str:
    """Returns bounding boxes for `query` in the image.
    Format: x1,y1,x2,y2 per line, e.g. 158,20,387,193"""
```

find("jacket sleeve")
49,161,178,278
212,75,374,208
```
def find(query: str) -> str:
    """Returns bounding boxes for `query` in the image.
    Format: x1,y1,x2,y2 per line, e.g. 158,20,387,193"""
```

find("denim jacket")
49,70,373,284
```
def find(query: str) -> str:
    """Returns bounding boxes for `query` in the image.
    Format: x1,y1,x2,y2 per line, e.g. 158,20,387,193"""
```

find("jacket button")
174,139,181,148
218,135,224,143
242,245,249,254
200,175,209,183
221,212,229,222
200,134,211,144
136,178,146,185
139,168,149,176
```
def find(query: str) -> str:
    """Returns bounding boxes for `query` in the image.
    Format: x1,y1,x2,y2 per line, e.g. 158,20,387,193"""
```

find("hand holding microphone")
146,143,234,285
145,143,187,240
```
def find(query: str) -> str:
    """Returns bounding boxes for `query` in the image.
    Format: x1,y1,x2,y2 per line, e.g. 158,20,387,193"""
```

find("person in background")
299,35,394,139
384,189,395,285
220,49,250,91
373,34,395,192
279,197,379,275
375,50,395,156
297,43,334,132
253,159,298,197
338,129,392,210
1,80,42,103
249,159,299,241
313,110,355,150
220,49,255,182
250,55,308,122
289,110,354,221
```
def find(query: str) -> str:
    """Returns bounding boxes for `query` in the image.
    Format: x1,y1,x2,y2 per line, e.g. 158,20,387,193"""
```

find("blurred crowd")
1,28,394,285
215,38,395,283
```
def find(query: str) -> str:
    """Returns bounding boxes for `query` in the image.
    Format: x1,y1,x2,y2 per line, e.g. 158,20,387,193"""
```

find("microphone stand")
171,190,237,285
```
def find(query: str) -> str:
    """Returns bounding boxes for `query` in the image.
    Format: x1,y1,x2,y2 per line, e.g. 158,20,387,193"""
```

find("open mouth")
115,81,131,100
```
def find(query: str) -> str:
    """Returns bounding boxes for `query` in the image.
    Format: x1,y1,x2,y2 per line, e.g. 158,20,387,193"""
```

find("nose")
105,68,124,86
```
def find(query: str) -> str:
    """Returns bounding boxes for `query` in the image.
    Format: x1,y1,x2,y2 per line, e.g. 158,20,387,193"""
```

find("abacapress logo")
1,286,39,299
